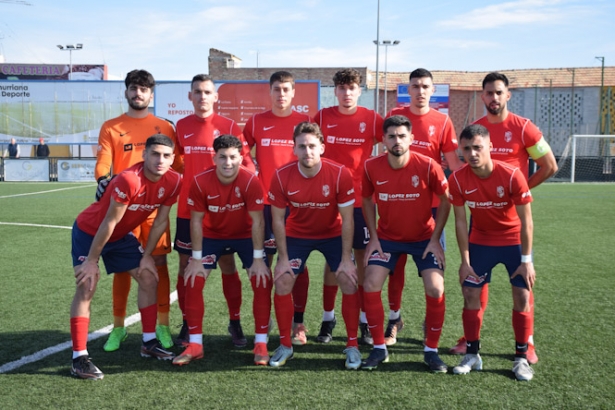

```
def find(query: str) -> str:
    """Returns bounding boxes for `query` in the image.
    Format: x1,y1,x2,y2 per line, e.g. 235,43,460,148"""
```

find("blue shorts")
263,205,291,255
71,222,143,274
199,237,267,270
367,239,441,276
463,243,526,288
283,236,345,275
353,207,370,250
174,217,191,255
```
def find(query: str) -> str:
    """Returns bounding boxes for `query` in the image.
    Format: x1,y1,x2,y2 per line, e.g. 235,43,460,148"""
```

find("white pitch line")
0,222,73,230
0,184,93,199
0,291,178,374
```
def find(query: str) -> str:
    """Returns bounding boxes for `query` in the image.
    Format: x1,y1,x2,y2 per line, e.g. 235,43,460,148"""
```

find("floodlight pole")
375,40,400,115
57,43,84,80
374,0,381,115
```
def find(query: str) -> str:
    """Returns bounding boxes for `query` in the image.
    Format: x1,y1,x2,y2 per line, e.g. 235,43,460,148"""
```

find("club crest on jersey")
327,136,336,144
155,126,162,134
262,139,271,146
497,186,505,198
158,187,165,199
368,252,391,262
235,186,241,198
187,197,194,206
428,125,436,137
359,122,366,133
322,184,330,197
504,131,513,143
412,175,420,188
213,130,221,139
185,146,191,154
289,258,303,269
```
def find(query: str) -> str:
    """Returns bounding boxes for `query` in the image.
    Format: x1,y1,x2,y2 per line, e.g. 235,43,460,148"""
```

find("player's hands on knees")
364,238,384,267
137,254,159,282
95,175,114,201
458,262,480,285
511,262,536,290
423,239,445,270
184,258,208,287
335,259,358,288
75,259,100,291
273,259,294,283
249,258,271,288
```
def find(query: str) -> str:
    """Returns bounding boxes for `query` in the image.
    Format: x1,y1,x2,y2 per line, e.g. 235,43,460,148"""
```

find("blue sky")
1,0,613,80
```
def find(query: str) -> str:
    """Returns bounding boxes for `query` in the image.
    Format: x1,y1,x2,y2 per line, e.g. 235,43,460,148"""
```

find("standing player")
70,135,181,380
383,68,462,346
449,124,535,381
449,72,558,362
313,68,383,345
174,74,255,349
243,71,312,346
172,135,271,367
268,122,361,369
361,115,450,372
96,69,181,352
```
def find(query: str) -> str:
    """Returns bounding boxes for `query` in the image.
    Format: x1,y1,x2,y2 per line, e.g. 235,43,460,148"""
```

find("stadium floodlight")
57,43,84,80
374,40,400,115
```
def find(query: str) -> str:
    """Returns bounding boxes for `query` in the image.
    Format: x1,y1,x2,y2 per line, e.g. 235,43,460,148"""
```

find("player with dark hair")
243,71,312,348
96,69,182,352
70,135,181,380
268,122,361,369
173,74,256,349
173,134,270,366
361,115,450,372
449,124,535,381
313,68,383,345
449,71,557,363
383,68,462,346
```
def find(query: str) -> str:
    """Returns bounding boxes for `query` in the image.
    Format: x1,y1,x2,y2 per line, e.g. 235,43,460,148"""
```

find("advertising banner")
155,81,320,126
4,159,49,181
57,159,97,182
396,84,450,114
0,64,107,81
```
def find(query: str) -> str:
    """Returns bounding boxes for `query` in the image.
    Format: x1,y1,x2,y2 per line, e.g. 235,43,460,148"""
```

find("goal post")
552,134,615,183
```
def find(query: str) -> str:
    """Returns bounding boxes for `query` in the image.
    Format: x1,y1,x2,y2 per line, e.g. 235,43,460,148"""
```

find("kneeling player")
69,135,181,380
449,124,535,381
174,135,271,366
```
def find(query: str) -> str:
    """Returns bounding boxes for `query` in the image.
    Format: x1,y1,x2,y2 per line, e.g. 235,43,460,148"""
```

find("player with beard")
95,70,182,352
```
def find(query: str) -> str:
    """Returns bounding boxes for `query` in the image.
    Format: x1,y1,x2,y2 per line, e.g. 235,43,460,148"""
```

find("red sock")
185,275,205,335
70,316,89,352
342,292,360,348
293,266,309,313
176,275,186,320
388,254,406,311
112,272,131,318
274,293,294,348
156,264,170,314
512,310,532,349
358,285,366,313
479,283,489,310
424,294,445,349
140,303,157,334
323,284,338,312
222,271,242,320
250,275,272,333
462,308,481,341
363,291,385,345
529,290,535,337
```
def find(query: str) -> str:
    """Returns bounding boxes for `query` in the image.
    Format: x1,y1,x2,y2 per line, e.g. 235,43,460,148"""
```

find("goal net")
551,135,615,183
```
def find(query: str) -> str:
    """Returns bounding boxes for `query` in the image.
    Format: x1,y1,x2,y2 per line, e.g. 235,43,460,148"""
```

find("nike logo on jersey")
263,126,275,131
120,132,129,137
327,124,338,128
287,190,300,196
464,188,478,194
376,180,388,185
207,194,220,200
138,191,146,197
184,133,194,139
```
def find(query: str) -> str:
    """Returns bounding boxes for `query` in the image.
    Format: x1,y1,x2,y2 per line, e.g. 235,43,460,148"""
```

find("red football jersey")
363,152,448,242
77,162,181,242
448,160,533,246
175,113,251,218
268,159,355,239
243,110,311,203
188,166,264,239
473,113,543,180
315,106,383,207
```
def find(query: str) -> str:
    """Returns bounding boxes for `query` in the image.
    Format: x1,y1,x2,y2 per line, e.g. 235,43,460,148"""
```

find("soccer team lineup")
68,66,557,381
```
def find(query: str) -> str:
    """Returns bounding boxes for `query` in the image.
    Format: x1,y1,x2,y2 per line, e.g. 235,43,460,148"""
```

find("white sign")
4,159,49,181
57,159,97,182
